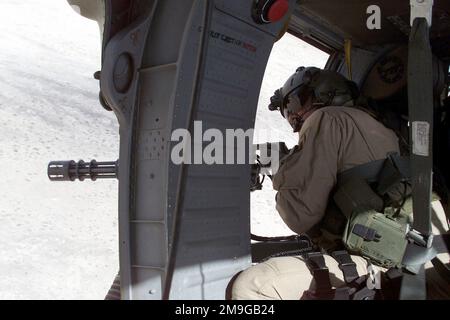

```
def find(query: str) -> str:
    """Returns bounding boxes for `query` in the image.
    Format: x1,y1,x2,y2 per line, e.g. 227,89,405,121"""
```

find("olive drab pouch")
342,206,412,269
333,168,414,269
328,154,449,269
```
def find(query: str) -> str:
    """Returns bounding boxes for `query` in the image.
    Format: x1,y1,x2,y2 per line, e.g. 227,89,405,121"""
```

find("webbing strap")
431,258,450,285
400,265,427,300
303,252,379,300
401,234,449,268
408,17,434,238
332,251,359,284
434,234,450,253
331,251,377,300
337,154,410,187
400,16,435,300
302,252,350,300
380,268,403,300
305,252,332,292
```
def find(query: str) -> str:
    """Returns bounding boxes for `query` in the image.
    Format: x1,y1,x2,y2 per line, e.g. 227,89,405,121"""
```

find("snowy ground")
0,0,327,299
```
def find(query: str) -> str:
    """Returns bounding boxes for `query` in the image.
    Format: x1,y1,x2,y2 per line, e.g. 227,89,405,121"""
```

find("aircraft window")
251,33,329,237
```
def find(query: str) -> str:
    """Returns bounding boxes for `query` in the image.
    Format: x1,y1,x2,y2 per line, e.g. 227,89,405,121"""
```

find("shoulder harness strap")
337,153,411,188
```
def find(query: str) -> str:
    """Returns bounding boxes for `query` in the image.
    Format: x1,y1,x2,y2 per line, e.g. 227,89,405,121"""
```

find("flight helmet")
269,67,359,131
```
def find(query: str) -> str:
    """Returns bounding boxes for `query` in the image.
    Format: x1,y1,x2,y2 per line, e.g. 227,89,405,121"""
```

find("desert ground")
0,0,328,299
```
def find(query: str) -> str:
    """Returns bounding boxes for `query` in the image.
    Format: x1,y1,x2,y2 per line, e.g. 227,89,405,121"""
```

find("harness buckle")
305,253,333,292
332,251,360,284
406,227,434,248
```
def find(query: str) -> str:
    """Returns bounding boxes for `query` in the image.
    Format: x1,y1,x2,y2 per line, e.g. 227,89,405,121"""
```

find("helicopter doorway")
251,32,329,238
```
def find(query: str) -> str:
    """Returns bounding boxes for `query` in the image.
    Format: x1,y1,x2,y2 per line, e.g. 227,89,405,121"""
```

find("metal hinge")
410,0,434,27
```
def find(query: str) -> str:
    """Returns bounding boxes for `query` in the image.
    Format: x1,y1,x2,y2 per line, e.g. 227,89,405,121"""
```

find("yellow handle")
344,39,352,80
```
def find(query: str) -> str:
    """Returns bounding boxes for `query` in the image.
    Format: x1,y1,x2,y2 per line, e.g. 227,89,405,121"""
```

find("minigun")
48,160,119,182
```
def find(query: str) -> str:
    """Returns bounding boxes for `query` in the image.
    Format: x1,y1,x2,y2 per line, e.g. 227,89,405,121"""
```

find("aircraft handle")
48,160,119,181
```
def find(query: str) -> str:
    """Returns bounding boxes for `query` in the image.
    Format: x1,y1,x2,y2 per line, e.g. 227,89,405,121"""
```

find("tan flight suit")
232,106,450,300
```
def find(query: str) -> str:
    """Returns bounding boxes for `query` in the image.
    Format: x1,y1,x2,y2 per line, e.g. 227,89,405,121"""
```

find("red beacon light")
253,0,290,24
267,0,289,22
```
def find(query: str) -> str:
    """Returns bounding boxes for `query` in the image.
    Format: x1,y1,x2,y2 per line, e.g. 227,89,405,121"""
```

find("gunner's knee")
231,263,279,300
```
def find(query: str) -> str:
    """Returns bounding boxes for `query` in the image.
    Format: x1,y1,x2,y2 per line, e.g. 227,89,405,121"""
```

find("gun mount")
48,160,119,182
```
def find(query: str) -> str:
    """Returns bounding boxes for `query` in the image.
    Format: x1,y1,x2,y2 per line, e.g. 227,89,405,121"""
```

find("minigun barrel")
48,160,119,181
